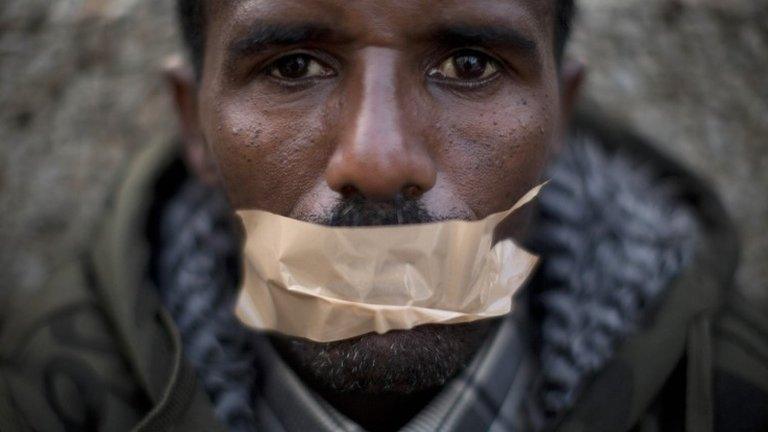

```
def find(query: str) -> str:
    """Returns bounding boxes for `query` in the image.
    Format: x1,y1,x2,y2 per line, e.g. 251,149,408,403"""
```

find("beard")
271,321,493,394
271,195,494,395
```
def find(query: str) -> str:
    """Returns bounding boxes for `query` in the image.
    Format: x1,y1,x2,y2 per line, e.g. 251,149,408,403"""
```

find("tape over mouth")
235,183,545,342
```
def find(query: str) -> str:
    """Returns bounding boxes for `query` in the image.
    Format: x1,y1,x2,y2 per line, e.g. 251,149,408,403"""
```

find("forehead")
207,0,555,49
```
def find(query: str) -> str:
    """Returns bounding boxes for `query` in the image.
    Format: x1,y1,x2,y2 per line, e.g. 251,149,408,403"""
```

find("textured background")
1,0,766,300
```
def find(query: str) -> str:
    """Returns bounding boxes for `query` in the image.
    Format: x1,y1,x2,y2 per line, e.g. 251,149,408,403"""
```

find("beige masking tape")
235,183,544,342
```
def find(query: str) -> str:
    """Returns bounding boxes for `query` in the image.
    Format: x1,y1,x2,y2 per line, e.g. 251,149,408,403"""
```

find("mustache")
318,196,436,227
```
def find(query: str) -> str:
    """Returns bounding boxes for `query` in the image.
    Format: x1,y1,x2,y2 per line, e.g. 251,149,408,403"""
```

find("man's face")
184,0,568,394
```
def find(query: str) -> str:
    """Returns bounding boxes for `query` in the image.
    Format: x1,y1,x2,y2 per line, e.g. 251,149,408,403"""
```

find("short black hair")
177,0,576,75
554,0,576,62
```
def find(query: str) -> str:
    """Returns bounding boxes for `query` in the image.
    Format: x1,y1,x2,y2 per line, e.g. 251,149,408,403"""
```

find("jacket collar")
88,139,224,430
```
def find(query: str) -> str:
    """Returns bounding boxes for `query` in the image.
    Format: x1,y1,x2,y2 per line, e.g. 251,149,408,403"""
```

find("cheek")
200,95,332,214
439,94,556,216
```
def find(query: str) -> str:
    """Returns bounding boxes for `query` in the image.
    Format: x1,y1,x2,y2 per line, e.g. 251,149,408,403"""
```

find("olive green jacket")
1,116,767,431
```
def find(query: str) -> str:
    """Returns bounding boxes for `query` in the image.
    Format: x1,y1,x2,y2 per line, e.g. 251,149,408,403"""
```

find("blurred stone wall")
1,0,766,300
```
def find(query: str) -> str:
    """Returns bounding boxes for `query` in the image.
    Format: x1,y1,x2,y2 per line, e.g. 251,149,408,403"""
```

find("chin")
271,320,495,395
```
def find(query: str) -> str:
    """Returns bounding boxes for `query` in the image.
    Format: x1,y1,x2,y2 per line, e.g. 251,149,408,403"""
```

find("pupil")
453,53,486,79
278,55,309,78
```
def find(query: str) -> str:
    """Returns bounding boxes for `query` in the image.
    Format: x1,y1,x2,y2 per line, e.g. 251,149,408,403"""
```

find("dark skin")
169,1,583,429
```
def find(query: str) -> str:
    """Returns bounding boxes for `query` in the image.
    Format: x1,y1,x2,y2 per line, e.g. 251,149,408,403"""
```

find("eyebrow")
228,22,337,56
224,21,542,72
428,24,540,62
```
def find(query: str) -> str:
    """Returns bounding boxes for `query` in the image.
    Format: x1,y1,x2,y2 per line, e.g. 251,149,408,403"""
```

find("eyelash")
253,50,338,88
427,48,505,89
256,57,326,91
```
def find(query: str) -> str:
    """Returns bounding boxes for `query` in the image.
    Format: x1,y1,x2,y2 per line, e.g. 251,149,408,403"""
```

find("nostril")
403,184,423,200
340,184,360,199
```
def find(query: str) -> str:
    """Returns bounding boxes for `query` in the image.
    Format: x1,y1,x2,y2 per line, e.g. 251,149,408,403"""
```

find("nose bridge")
356,48,402,152
326,47,436,201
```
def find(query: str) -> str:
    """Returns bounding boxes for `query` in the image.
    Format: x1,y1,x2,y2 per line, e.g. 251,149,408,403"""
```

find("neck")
319,387,441,432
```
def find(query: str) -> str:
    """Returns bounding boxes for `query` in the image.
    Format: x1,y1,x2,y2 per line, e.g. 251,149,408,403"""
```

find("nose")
325,48,437,201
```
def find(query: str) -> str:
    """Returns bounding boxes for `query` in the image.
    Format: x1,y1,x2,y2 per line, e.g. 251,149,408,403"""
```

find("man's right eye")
267,54,335,80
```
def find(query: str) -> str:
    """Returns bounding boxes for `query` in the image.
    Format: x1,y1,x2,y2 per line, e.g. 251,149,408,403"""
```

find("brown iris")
268,54,334,80
428,49,499,82
453,52,489,79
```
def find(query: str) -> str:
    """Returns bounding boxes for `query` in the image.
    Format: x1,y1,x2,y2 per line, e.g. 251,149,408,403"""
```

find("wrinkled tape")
235,184,544,342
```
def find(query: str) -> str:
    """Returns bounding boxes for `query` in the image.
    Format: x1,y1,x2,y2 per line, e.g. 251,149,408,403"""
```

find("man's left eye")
267,54,335,80
428,50,500,82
